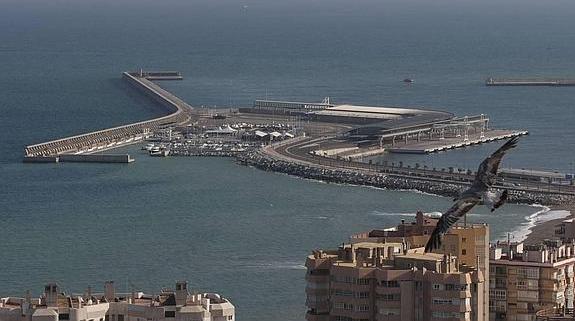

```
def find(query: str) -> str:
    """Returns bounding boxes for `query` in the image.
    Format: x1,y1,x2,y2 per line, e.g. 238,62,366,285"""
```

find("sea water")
1,0,575,320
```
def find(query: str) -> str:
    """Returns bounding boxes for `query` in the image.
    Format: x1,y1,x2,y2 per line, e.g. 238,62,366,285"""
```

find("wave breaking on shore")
501,205,571,242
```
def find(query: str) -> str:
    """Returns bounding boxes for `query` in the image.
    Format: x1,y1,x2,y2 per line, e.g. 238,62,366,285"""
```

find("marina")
20,71,572,200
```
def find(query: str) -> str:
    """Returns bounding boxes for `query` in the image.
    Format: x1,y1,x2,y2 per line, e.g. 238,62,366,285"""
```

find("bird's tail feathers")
491,189,509,212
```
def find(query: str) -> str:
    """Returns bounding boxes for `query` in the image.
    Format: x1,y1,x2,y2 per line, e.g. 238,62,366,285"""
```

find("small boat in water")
403,78,414,83
142,143,155,151
150,149,169,157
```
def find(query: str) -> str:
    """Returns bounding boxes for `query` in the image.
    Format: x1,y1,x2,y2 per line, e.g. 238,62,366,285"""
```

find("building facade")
0,281,234,321
490,239,575,321
306,212,489,321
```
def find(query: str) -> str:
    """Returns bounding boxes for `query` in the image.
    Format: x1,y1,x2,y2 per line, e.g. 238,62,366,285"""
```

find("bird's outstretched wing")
473,137,519,189
424,198,479,253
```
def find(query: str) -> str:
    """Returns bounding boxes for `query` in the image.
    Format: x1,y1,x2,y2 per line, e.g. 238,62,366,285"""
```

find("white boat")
142,143,155,151
150,149,169,157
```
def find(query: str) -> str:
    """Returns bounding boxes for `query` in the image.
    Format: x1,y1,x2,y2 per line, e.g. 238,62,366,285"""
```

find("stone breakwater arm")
236,138,574,206
24,72,192,158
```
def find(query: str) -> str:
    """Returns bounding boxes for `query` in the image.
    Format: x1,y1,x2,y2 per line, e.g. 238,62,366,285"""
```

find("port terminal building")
243,98,505,148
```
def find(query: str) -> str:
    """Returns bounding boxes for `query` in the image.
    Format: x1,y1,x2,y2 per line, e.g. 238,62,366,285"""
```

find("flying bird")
424,137,519,253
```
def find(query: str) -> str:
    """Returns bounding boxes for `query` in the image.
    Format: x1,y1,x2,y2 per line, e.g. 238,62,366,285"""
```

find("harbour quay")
0,281,234,321
243,99,528,157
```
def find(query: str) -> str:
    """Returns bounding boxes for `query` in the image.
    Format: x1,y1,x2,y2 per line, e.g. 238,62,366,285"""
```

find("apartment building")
306,212,489,321
555,219,575,242
490,239,575,321
0,281,234,321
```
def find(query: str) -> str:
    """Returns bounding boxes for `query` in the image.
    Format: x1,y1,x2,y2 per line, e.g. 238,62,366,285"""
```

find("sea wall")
236,151,574,206
59,154,134,163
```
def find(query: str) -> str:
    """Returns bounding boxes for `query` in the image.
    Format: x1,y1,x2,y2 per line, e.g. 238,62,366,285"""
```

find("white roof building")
0,281,234,321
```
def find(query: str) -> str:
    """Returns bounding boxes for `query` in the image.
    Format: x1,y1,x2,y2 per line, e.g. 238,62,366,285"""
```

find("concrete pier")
387,130,528,154
59,154,135,163
486,78,575,86
23,71,192,162
22,154,134,163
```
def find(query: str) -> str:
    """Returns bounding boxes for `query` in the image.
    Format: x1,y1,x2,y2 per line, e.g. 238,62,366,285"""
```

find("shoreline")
524,204,575,244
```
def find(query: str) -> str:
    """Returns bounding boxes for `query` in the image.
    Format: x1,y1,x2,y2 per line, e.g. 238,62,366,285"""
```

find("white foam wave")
500,205,571,242
371,211,443,218
238,261,307,271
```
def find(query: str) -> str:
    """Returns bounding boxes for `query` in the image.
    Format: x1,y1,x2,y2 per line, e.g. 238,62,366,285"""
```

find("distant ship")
403,78,414,83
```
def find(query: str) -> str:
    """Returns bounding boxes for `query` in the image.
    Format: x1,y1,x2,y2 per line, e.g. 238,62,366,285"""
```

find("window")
380,280,399,287
356,292,369,299
59,314,70,320
517,267,539,279
495,266,507,275
494,278,506,289
432,311,459,318
334,290,353,297
380,308,400,316
433,298,460,305
432,283,443,290
164,311,176,318
489,289,507,300
462,237,467,243
462,249,467,255
333,302,354,311
356,278,370,285
379,293,401,301
117,315,124,321
356,304,369,312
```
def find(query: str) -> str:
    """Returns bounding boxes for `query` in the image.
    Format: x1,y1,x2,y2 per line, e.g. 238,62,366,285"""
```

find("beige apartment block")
490,239,575,321
0,281,234,321
555,219,575,242
306,212,489,321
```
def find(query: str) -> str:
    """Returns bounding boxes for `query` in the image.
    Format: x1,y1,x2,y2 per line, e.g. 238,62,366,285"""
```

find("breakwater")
23,154,134,163
23,71,191,160
486,78,575,86
236,150,574,206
